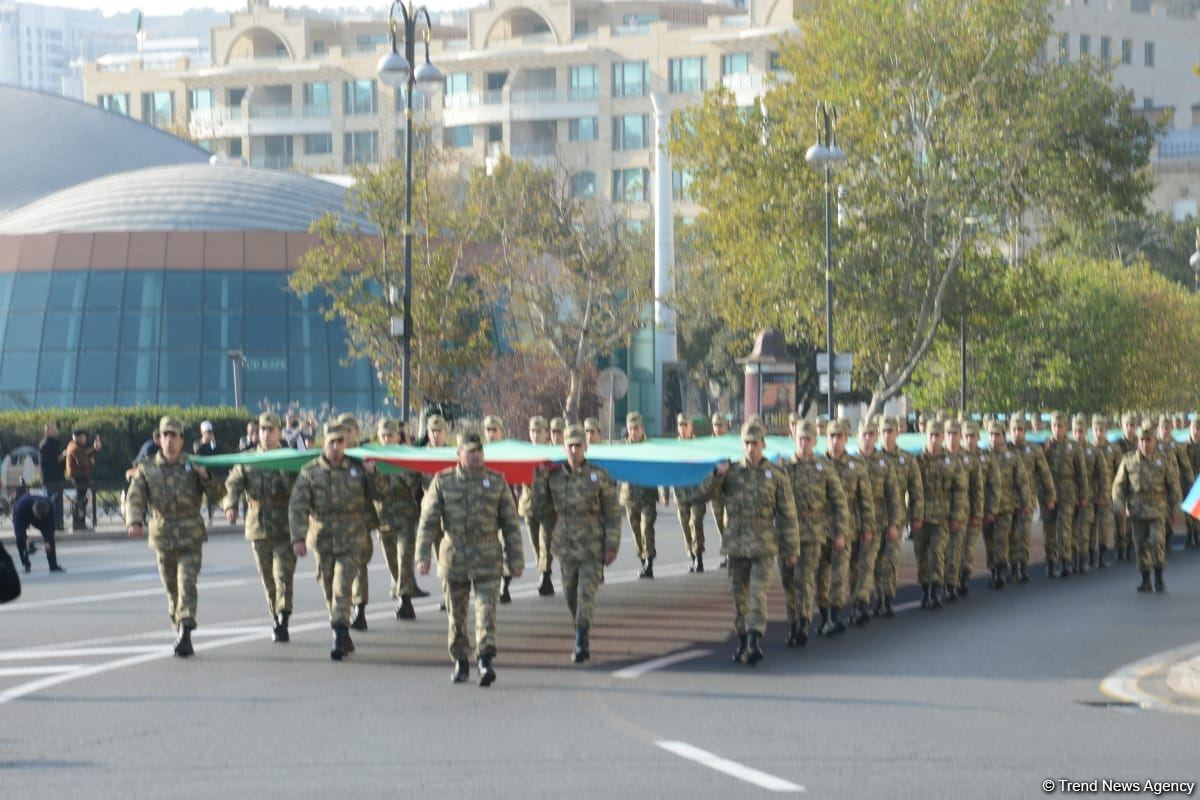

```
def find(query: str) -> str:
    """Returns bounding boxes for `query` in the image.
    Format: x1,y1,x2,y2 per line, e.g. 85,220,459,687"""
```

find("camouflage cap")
528,415,548,432
1121,412,1138,426
829,418,851,436
988,420,1006,436
550,417,567,432
626,411,644,427
1051,410,1068,424
741,421,766,443
258,412,281,429
458,431,483,451
564,424,587,445
1137,420,1156,438
945,419,961,434
711,413,728,427
677,412,691,426
335,412,359,430
880,416,899,432
797,420,817,438
1091,413,1109,428
926,420,945,435
1009,415,1027,431
1158,414,1172,429
158,415,184,435
964,421,980,436
377,417,401,435
482,415,505,432
323,422,346,441
583,417,602,433
426,415,447,433
1071,414,1088,432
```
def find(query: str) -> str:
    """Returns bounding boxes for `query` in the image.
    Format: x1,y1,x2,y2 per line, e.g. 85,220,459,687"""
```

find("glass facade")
0,269,387,411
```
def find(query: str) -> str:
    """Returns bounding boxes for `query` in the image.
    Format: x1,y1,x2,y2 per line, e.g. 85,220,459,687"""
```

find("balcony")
188,104,332,139
720,72,770,104
249,153,294,170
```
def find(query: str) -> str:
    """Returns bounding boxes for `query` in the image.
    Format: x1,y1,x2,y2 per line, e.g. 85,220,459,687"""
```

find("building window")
768,51,782,72
313,39,327,55
1079,34,1090,57
304,82,330,115
304,134,332,155
569,117,598,142
1099,36,1111,64
445,125,474,148
612,60,648,98
188,88,213,111
343,131,378,165
394,87,429,112
570,171,596,199
569,64,598,100
1058,33,1069,64
612,168,649,203
343,79,377,115
98,93,129,115
669,57,707,93
227,137,242,158
356,33,388,51
672,169,693,203
1121,38,1133,65
446,72,472,96
1145,41,1155,67
141,90,174,128
612,114,649,150
721,52,750,76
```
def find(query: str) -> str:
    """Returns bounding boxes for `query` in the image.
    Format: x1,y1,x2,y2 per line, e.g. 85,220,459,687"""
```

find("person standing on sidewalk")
38,423,66,531
1112,420,1182,594
65,428,101,531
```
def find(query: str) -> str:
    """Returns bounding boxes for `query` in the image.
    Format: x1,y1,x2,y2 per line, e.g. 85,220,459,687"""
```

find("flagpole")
136,8,145,66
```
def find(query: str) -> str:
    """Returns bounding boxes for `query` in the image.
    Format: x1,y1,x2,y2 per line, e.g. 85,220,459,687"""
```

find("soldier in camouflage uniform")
333,413,380,631
945,420,984,601
983,421,1032,588
673,413,708,574
1090,415,1119,567
1113,420,1182,593
531,425,621,663
550,417,567,446
620,411,660,579
423,415,451,609
710,413,731,566
699,421,800,666
417,432,524,686
584,417,604,444
1185,417,1200,549
1114,413,1139,560
372,418,424,620
957,421,993,595
290,423,383,661
482,415,519,604
781,420,848,646
126,416,225,658
1157,414,1194,561
1009,415,1056,581
823,419,874,636
222,412,297,642
1042,411,1089,578
879,416,923,617
915,421,967,609
852,419,899,624
519,416,556,597
1069,415,1105,571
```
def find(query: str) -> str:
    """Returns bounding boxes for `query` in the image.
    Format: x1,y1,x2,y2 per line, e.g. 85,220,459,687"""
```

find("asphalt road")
2,511,1199,799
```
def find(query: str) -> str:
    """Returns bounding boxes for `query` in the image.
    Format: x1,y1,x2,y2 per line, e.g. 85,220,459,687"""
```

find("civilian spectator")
193,420,220,456
38,422,66,530
135,430,161,464
12,495,63,573
283,414,308,450
65,428,101,531
238,421,260,453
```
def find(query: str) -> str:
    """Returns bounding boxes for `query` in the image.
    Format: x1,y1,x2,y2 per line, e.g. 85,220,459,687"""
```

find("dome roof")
0,163,372,234
0,84,211,213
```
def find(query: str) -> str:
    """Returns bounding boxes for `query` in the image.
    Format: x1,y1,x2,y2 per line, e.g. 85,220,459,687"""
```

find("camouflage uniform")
1010,419,1056,570
1112,430,1182,585
374,467,423,598
222,440,297,619
881,422,924,605
709,413,731,553
1090,416,1119,562
1157,417,1194,561
825,424,875,625
519,416,554,576
855,439,900,609
125,420,225,632
981,423,1031,582
1185,426,1200,548
1115,419,1139,557
915,423,968,602
1043,414,1089,573
674,415,707,564
417,462,524,662
959,422,994,586
620,412,659,570
945,421,983,593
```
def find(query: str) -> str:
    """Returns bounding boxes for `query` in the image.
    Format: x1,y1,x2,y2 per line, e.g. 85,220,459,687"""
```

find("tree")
671,0,1159,417
290,158,495,412
458,352,601,428
468,157,652,420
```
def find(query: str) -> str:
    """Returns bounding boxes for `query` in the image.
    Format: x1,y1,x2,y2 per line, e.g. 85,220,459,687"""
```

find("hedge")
0,406,253,483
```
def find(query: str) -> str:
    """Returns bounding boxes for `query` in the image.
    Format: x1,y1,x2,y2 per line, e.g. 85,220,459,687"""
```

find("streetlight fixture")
805,102,846,422
377,1,444,421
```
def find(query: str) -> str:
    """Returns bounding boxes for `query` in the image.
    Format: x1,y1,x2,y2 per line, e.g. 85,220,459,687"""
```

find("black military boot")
882,597,895,618
1098,545,1109,569
273,611,290,643
1154,567,1165,593
694,554,704,574
330,626,346,660
818,607,834,637
1018,561,1031,584
451,659,469,683
958,568,970,597
174,621,195,658
993,566,1007,590
688,555,697,574
854,600,871,626
920,584,931,609
829,607,846,635
396,595,416,620
573,628,590,663
794,619,809,647
784,618,797,647
745,631,764,666
351,603,368,631
871,595,884,618
499,576,512,604
732,633,748,663
1136,571,1153,593
1125,543,1135,561
1046,560,1058,579
1088,549,1097,568
342,626,355,654
944,583,957,603
1061,558,1073,579
478,653,497,687
538,571,555,596
928,584,943,610
642,559,654,580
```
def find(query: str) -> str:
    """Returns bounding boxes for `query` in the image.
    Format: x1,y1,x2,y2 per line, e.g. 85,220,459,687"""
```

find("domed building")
0,162,388,411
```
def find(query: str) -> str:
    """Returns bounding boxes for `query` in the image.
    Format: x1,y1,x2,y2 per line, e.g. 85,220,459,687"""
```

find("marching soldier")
1009,415,1056,581
584,417,604,445
417,433,524,686
823,419,874,635
424,415,452,608
1114,413,1139,561
879,416,923,617
673,413,708,573
944,420,982,601
1112,421,1182,593
853,418,900,624
222,412,297,642
126,416,225,658
550,417,567,446
482,415,518,604
710,412,731,566
781,420,848,646
1071,415,1107,571
1091,415,1120,566
1156,414,1193,560
1043,411,1089,578
333,413,381,631
518,416,556,597
957,421,993,595
916,421,967,609
700,421,800,666
620,412,660,579
373,418,424,620
983,421,1032,588
289,423,383,661
1185,417,1200,549
531,424,622,663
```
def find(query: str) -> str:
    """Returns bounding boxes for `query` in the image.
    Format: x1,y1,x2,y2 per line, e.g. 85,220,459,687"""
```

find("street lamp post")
805,103,846,422
377,1,444,422
1190,228,1200,294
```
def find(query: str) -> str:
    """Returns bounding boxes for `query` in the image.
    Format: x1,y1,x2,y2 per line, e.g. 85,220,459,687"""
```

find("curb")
1166,657,1200,701
1100,642,1200,714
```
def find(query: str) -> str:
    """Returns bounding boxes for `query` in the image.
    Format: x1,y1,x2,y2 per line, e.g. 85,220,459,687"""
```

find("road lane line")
0,665,85,676
0,578,251,612
613,649,713,679
655,740,804,793
0,647,166,661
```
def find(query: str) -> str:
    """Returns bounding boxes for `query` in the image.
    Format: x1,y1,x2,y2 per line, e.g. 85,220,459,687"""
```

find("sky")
18,0,474,17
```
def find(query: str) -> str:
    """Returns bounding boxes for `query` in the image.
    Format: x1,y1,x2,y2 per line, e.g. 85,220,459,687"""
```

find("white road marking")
1100,642,1200,716
0,647,166,661
0,578,251,612
613,649,713,679
0,665,85,677
655,740,804,793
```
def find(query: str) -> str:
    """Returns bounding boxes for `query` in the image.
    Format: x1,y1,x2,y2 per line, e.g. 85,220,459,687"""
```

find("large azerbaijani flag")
1182,474,1200,521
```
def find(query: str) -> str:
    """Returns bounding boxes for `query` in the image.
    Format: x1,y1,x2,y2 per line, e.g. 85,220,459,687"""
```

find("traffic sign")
597,366,629,400
816,352,853,374
819,373,851,394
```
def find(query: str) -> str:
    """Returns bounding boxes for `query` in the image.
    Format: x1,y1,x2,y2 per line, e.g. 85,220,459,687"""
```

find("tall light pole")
805,103,845,422
1190,227,1200,294
377,1,444,422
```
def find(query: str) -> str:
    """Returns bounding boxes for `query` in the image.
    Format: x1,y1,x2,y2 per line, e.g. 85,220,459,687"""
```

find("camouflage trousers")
816,539,848,609
350,531,373,606
561,558,604,630
524,516,553,575
1132,518,1166,572
1074,503,1095,558
1009,510,1033,566
986,514,1014,569
312,535,355,626
155,543,202,628
1116,513,1133,551
443,576,499,661
847,533,878,604
249,538,296,617
779,541,819,626
1045,504,1076,564
677,501,706,556
944,522,978,583
728,556,771,636
913,522,948,586
872,531,901,600
378,528,399,597
711,497,727,550
626,503,658,561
